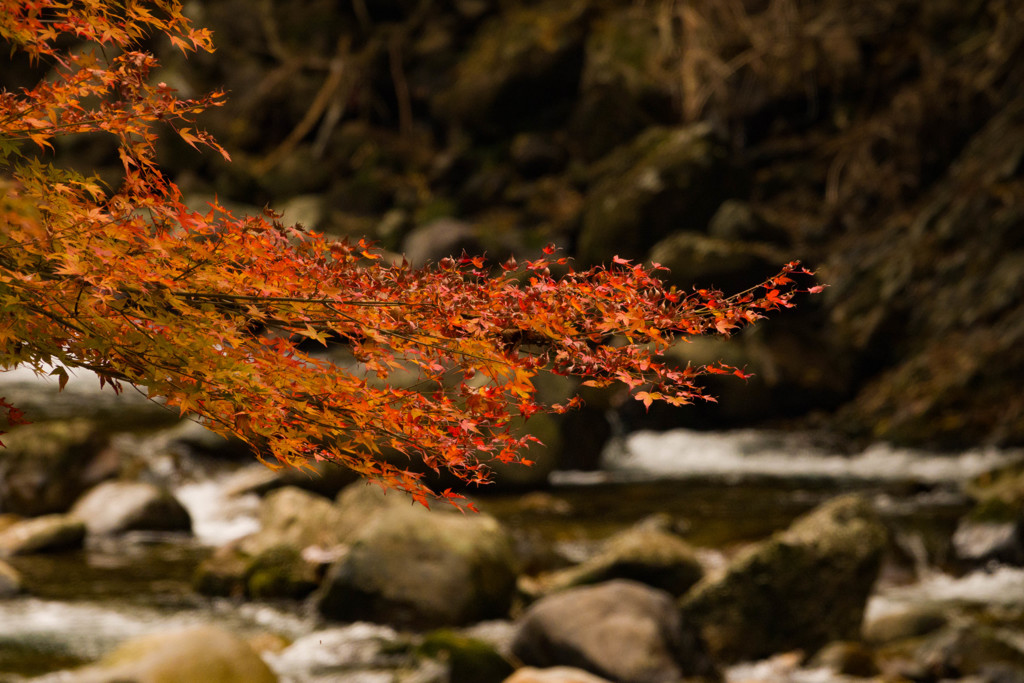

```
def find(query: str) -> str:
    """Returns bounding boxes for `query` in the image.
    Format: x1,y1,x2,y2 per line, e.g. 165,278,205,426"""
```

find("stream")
2,368,1024,681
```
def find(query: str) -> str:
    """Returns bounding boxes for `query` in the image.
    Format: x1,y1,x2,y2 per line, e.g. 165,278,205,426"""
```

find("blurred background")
3,1,1024,681
143,0,1024,450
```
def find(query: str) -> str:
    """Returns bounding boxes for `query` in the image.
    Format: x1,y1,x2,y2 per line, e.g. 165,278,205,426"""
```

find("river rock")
808,641,880,678
418,629,515,683
952,517,1024,567
0,419,116,516
238,486,346,557
244,543,320,600
504,667,613,683
70,480,192,536
59,624,277,683
0,559,23,597
530,516,703,598
511,579,719,683
679,494,888,663
0,514,86,556
862,604,949,645
577,125,734,266
314,486,518,628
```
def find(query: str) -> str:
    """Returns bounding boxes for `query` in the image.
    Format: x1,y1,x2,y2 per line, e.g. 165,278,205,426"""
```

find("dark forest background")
22,0,1024,450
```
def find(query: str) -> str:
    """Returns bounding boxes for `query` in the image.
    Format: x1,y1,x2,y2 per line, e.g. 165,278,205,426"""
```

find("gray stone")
512,580,719,683
70,480,192,536
315,488,518,628
239,486,346,557
0,514,86,556
680,494,888,663
245,544,320,600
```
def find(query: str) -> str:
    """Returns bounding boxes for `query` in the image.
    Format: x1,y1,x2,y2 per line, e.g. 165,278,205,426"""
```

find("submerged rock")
512,579,719,683
679,494,888,663
70,480,192,536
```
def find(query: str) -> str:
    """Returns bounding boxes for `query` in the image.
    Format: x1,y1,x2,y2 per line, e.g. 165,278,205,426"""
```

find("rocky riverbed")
3,370,1024,682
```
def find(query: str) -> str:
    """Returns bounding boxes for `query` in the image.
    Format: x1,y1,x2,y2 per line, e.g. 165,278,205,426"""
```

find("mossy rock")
245,544,319,600
680,494,888,663
418,629,514,683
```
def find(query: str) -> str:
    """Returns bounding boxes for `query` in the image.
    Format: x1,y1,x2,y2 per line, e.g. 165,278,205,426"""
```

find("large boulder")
679,494,888,663
577,125,735,266
511,580,719,683
70,481,192,536
58,624,277,683
0,514,86,557
0,420,115,516
314,485,518,628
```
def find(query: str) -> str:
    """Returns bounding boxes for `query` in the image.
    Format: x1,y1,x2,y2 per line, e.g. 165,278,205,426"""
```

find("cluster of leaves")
0,0,815,507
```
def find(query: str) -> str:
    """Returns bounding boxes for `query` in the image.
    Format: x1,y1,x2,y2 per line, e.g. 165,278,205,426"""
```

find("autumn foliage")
0,1,814,506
